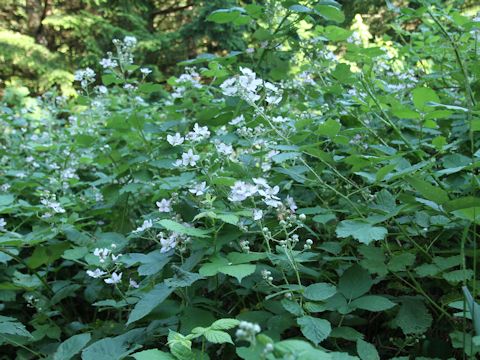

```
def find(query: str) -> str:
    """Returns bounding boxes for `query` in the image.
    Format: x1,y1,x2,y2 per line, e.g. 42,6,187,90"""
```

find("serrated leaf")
127,283,173,325
317,119,341,138
336,220,387,244
132,349,175,360
303,283,337,301
168,331,193,360
388,253,415,272
356,339,379,360
412,87,439,112
204,329,233,344
0,319,33,338
315,5,345,23
297,316,331,345
338,264,372,300
54,333,91,360
351,295,396,312
394,298,432,335
158,219,210,238
226,252,266,264
210,318,240,330
406,177,449,205
218,264,256,283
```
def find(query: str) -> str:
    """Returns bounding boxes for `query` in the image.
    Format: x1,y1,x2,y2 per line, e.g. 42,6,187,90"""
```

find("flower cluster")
235,321,261,344
74,68,96,88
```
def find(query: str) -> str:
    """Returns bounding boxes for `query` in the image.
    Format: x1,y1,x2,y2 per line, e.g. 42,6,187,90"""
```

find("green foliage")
1,1,480,359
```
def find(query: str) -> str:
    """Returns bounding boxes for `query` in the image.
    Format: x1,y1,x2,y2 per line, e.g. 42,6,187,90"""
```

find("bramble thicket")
1,1,480,359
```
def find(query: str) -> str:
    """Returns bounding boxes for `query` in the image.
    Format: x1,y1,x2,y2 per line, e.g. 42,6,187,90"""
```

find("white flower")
0,218,6,231
133,219,154,233
86,268,107,278
220,78,237,97
253,209,263,221
271,116,289,123
229,114,245,126
264,82,282,104
111,253,122,262
187,123,210,142
159,233,178,253
104,272,122,285
74,68,96,88
129,279,140,288
181,149,200,167
229,181,258,202
167,133,184,146
256,182,281,208
189,182,208,196
286,196,297,212
97,85,108,94
0,184,11,192
99,58,118,69
220,67,262,102
93,248,111,263
216,142,234,156
140,67,152,75
252,177,269,188
156,199,172,212
123,36,137,47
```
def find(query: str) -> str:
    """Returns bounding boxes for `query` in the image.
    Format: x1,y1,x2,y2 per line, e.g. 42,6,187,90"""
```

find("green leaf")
282,298,304,316
351,295,397,312
204,329,233,344
53,333,91,360
297,316,331,345
226,252,267,264
336,220,388,244
323,25,351,41
168,330,193,360
330,326,364,341
165,266,204,288
210,318,240,330
443,269,474,283
62,247,88,261
303,283,337,301
338,264,372,300
317,119,341,138
127,283,173,325
359,245,387,276
207,8,244,24
315,5,345,23
271,152,301,163
356,339,380,360
394,298,432,335
158,219,210,238
388,253,415,272
289,5,313,13
132,349,175,360
406,177,449,205
218,264,256,283
0,194,14,206
412,87,440,112
0,318,33,338
82,329,143,360
198,257,229,277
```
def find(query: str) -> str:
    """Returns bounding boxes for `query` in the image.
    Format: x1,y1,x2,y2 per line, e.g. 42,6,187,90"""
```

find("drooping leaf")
297,316,331,345
132,349,175,360
54,333,91,360
356,339,380,360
